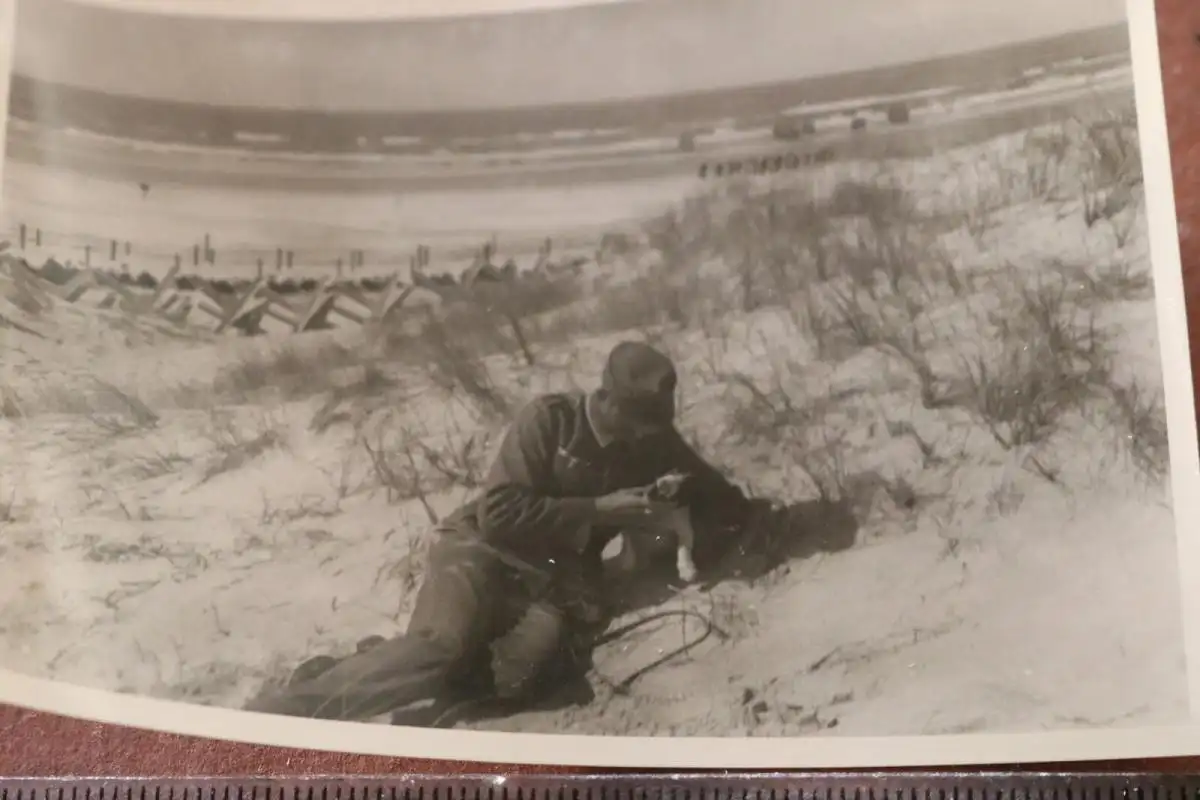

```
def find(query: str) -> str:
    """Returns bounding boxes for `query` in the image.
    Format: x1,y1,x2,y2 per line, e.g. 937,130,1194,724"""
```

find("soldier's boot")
244,632,459,721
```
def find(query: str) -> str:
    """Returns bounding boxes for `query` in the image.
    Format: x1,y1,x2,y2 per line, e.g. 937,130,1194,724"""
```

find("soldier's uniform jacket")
442,391,752,588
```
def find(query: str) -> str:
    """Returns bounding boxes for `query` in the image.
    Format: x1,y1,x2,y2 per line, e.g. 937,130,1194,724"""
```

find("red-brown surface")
2,0,1200,777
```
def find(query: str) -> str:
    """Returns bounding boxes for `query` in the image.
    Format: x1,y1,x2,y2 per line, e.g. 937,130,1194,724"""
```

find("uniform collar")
584,392,616,449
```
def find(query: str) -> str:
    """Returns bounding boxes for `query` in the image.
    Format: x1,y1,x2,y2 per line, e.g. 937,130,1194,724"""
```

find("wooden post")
287,251,294,270
125,241,132,256
256,259,263,280
84,245,91,267
174,253,182,271
193,244,200,266
35,229,41,247
336,258,343,278
110,240,117,261
276,247,283,271
19,224,25,250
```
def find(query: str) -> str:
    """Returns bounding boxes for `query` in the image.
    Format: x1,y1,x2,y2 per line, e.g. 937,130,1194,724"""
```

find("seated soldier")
244,340,753,721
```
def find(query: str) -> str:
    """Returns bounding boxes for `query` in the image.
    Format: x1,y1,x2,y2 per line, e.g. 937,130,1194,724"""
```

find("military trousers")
244,526,595,722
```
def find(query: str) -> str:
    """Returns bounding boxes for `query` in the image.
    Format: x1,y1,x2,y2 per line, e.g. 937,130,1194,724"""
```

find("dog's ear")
674,473,703,505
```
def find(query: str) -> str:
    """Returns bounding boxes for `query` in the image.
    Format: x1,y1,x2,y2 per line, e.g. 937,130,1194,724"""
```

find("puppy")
608,471,697,584
650,471,698,583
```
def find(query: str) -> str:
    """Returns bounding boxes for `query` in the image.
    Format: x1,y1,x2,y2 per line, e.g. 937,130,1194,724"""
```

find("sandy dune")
0,80,1187,737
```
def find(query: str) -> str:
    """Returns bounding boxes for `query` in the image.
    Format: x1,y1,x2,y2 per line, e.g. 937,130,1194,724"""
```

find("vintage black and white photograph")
0,0,1198,762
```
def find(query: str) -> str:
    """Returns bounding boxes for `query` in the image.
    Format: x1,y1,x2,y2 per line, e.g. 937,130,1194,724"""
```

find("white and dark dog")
608,470,698,584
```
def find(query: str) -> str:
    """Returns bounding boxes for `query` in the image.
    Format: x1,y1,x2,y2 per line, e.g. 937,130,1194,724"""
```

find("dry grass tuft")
197,409,287,483
955,269,1111,462
1106,378,1170,482
212,339,358,403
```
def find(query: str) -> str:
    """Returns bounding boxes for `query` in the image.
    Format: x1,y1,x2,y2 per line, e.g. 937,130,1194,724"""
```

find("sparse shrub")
407,311,510,421
359,427,439,523
587,273,694,332
415,427,493,492
198,410,286,482
596,231,639,264
1021,128,1071,201
720,368,851,504
86,377,160,435
212,340,356,402
307,361,403,435
643,192,721,274
1078,105,1143,231
128,447,191,481
1107,379,1170,482
955,271,1111,464
825,179,913,220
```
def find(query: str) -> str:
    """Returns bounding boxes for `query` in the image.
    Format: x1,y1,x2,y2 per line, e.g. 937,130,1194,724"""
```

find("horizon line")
7,21,1129,120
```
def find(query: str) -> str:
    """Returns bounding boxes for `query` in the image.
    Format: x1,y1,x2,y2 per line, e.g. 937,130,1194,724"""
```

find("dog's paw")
676,546,698,583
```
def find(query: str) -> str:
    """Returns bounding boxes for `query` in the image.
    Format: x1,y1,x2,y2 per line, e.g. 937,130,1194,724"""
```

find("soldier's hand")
594,487,675,527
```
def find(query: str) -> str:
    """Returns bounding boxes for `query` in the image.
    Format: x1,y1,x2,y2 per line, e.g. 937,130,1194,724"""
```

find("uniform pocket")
553,447,600,496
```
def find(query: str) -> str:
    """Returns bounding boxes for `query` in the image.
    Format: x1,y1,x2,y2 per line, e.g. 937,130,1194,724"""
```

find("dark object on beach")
887,103,911,124
772,116,803,141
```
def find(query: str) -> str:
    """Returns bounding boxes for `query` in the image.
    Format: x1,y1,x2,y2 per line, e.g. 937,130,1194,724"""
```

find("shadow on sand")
605,495,861,618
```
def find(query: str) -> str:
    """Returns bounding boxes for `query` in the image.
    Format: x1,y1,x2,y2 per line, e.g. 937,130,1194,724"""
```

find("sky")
12,0,1129,113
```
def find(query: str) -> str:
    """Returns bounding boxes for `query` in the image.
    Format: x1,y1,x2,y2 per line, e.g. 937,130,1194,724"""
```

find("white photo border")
0,0,1198,769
